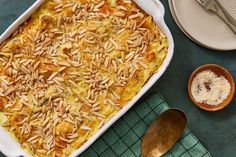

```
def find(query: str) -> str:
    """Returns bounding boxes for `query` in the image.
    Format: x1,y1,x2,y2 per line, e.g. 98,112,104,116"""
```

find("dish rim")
0,0,174,156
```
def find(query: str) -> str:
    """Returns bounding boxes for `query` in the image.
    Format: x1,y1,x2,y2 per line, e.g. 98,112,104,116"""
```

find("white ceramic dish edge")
0,0,174,156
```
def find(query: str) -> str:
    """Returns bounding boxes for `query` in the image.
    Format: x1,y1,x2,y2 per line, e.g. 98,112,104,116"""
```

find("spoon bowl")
141,109,187,157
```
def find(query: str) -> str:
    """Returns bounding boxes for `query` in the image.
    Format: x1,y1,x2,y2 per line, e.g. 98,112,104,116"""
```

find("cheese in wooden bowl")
188,64,235,111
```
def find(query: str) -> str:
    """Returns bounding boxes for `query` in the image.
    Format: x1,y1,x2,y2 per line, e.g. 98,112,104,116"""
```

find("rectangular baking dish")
0,0,174,156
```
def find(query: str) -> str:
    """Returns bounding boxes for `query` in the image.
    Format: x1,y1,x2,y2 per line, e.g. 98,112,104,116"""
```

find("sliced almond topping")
72,3,78,12
116,28,126,35
80,125,92,131
94,1,105,11
129,13,142,19
91,111,105,118
48,72,58,81
109,38,119,48
27,135,38,142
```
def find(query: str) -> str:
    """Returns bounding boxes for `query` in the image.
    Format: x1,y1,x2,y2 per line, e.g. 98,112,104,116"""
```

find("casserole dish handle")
134,0,165,23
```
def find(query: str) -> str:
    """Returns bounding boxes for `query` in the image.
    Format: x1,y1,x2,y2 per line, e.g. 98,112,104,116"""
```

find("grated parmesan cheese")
191,70,231,105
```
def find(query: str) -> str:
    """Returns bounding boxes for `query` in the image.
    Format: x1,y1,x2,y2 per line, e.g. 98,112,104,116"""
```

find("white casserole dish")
0,0,174,156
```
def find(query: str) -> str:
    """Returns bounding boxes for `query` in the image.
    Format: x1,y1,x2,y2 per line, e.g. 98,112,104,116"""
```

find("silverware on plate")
196,0,236,34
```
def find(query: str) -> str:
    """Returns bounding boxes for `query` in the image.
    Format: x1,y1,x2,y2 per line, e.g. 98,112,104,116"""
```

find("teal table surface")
0,0,236,157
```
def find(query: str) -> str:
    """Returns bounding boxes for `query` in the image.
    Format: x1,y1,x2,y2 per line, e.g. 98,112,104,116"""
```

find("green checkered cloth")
80,93,212,157
0,94,211,157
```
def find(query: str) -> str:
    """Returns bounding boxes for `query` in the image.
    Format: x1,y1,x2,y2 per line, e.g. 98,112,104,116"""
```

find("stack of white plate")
168,0,236,51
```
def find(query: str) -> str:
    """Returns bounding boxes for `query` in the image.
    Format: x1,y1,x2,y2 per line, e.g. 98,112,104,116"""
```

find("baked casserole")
0,0,168,156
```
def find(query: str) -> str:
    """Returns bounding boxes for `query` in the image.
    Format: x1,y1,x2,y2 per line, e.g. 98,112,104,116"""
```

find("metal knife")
196,0,236,34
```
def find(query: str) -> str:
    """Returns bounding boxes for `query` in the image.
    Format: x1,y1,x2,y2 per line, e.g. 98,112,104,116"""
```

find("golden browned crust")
0,0,168,156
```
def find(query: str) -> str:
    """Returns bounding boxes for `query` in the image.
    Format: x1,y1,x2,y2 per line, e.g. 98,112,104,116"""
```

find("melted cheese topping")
0,0,168,156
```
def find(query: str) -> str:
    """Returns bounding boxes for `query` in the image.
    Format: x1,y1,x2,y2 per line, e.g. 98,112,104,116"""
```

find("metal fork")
196,0,236,34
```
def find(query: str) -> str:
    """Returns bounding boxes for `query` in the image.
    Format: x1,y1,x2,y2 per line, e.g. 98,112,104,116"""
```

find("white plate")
0,0,174,157
168,0,194,40
168,0,213,48
171,0,236,50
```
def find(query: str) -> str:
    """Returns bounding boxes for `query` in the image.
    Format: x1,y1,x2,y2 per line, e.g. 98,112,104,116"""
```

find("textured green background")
0,0,236,157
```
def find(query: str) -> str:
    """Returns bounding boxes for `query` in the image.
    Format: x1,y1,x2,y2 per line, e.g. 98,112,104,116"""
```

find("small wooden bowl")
188,64,235,111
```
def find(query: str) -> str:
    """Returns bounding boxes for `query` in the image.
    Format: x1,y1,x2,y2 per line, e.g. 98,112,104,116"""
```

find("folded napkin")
217,0,236,20
80,93,212,157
